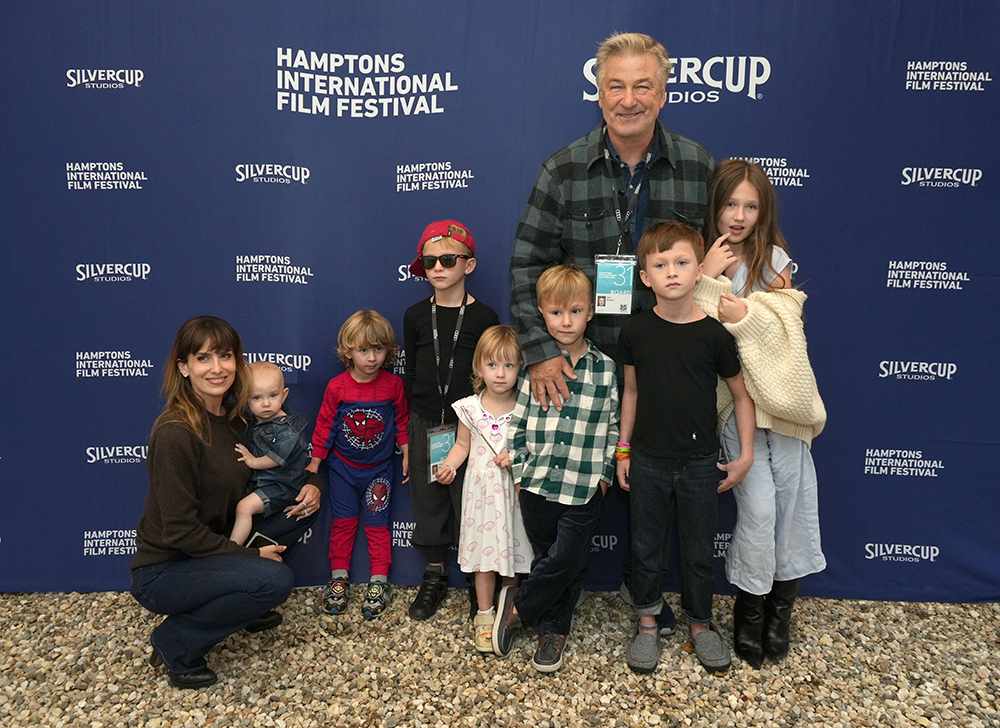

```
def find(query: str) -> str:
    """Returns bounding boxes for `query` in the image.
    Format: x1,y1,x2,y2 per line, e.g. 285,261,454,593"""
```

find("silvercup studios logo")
76,263,150,282
878,361,956,381
244,352,312,372
865,543,939,563
584,54,771,103
235,164,310,184
87,446,148,464
67,69,143,88
901,167,982,188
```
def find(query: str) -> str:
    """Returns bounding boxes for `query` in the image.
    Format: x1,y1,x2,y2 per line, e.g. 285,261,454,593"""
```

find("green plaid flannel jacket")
508,342,619,505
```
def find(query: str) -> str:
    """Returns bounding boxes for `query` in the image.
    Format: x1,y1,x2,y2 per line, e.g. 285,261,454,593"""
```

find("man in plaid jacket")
510,32,715,410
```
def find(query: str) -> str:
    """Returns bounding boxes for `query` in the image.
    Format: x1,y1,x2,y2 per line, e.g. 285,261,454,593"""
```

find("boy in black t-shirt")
402,220,500,621
616,222,755,675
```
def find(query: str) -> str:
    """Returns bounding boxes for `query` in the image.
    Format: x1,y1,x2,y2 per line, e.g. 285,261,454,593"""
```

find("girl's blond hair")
471,325,521,393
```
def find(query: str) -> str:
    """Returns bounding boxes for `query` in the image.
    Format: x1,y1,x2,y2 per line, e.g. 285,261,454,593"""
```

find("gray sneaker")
692,625,732,674
626,625,661,674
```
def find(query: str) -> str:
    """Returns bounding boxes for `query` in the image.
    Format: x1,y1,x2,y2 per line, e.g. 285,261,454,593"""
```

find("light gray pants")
721,412,826,595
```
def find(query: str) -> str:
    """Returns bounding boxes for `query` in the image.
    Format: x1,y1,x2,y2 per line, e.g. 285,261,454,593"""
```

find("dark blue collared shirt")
605,130,663,249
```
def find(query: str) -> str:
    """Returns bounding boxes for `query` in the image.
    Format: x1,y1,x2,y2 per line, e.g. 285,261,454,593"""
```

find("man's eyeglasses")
420,254,471,269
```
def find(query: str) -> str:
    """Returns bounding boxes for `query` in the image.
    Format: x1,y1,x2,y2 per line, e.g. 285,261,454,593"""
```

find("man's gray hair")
595,32,672,90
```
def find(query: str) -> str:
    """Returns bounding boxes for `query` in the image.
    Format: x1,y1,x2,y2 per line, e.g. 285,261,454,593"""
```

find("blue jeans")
629,450,719,625
130,554,293,673
251,504,319,548
514,487,603,636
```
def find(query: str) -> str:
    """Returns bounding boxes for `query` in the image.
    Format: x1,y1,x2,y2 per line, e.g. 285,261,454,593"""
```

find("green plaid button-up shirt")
508,342,619,505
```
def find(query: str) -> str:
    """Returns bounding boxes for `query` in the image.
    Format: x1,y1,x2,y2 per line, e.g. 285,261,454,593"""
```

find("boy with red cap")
402,220,500,620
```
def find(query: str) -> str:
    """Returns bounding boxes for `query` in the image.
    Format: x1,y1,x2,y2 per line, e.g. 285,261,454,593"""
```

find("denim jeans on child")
628,450,719,626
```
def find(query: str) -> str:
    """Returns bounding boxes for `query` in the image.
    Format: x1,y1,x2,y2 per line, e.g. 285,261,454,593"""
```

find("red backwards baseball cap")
408,220,477,278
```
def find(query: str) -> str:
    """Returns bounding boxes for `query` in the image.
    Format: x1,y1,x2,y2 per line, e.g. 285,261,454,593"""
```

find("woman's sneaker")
321,577,349,615
362,582,393,620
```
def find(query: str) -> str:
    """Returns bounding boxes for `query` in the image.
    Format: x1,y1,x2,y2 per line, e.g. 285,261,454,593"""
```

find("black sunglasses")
420,254,471,269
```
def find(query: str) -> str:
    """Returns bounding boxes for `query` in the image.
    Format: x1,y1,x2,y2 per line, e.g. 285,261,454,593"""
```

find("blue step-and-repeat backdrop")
2,1,997,602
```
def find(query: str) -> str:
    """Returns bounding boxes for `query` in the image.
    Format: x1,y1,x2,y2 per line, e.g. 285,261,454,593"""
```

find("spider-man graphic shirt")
312,369,409,467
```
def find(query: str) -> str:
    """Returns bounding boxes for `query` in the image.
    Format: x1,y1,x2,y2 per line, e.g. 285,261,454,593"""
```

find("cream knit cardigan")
693,275,826,447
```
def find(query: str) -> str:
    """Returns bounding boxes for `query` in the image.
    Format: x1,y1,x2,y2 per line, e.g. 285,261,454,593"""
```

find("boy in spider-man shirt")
307,310,409,620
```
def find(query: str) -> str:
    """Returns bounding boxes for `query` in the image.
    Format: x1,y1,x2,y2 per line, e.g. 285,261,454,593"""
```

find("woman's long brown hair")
152,316,249,442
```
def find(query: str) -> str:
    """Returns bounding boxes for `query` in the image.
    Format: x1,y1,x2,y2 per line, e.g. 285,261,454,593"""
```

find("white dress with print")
453,394,532,576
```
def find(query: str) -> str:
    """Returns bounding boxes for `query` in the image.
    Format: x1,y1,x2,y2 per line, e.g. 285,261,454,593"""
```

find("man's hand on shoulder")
528,356,577,412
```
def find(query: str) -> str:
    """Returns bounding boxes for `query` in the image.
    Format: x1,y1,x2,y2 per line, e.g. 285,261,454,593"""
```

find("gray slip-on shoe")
692,624,732,674
626,625,661,674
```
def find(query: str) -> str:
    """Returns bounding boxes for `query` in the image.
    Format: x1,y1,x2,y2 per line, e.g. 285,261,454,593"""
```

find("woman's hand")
259,544,286,561
284,483,321,520
718,292,748,324
702,233,737,279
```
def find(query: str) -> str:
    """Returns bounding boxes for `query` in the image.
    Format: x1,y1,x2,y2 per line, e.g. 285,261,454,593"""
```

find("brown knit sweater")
131,411,259,569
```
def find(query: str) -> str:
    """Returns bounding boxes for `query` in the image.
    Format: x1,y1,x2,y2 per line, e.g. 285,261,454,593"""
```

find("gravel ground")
2,588,998,727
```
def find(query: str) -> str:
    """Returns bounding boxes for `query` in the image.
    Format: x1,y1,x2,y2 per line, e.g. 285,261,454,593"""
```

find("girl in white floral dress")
436,325,532,651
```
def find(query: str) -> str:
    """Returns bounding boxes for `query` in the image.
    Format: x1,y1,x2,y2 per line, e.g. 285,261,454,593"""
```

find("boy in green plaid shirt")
492,264,618,672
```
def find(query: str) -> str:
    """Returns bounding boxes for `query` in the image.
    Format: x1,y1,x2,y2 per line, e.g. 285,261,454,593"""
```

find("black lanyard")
430,292,467,424
604,146,651,255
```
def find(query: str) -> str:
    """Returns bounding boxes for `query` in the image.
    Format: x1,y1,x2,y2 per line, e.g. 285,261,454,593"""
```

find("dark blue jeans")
130,554,293,673
253,504,319,548
629,450,719,625
514,487,603,636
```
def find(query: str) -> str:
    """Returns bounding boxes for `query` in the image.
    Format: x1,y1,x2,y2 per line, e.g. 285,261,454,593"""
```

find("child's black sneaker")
492,585,521,657
321,577,349,615
362,582,393,620
531,633,567,673
408,565,448,620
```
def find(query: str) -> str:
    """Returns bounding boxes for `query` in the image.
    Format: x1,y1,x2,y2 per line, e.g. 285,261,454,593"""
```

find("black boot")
763,579,800,660
732,590,765,669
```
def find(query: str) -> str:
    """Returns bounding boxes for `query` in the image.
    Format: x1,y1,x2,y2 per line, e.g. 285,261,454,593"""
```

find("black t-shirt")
618,310,740,458
403,298,500,423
